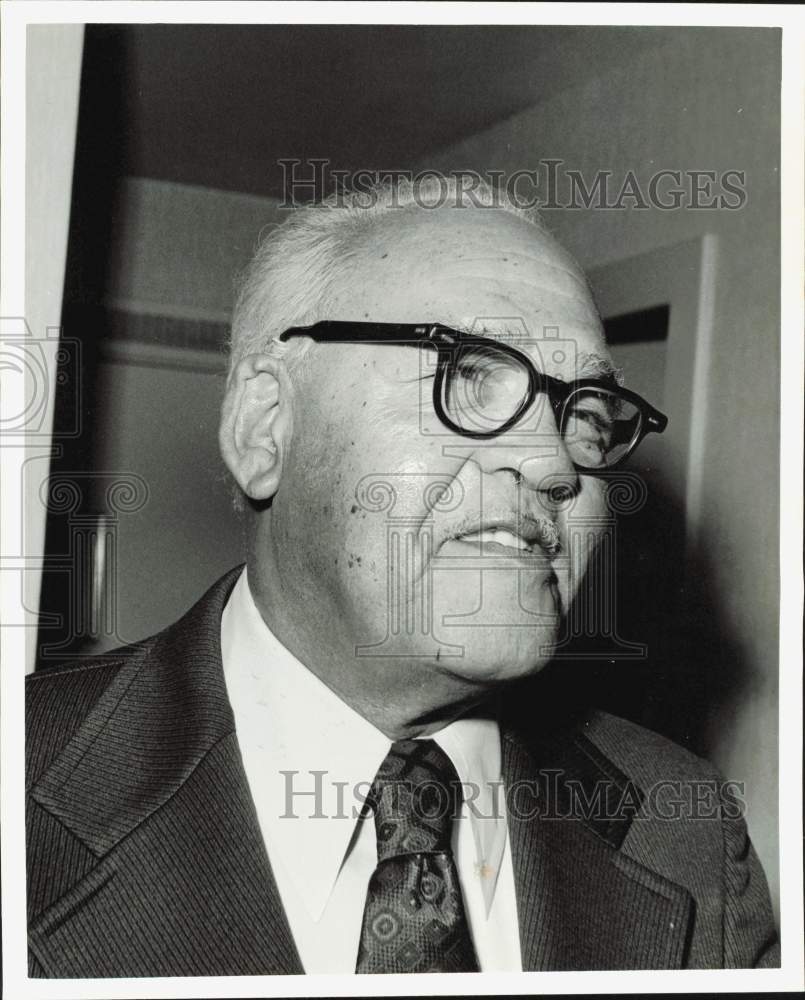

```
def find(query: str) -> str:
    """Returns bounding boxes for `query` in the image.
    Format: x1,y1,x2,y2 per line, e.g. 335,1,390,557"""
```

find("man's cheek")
348,451,457,525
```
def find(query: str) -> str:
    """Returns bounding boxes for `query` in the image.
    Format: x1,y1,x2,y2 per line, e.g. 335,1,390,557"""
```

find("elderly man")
26,180,778,977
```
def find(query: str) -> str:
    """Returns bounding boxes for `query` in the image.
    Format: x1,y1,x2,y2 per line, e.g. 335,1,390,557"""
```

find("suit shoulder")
26,640,152,787
580,709,721,785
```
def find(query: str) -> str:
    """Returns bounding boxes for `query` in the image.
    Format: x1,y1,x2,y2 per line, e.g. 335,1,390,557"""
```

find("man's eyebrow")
576,352,624,386
456,318,529,340
450,324,625,384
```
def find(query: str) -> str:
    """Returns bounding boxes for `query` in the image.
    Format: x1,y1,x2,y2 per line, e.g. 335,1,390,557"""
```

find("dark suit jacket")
26,566,779,977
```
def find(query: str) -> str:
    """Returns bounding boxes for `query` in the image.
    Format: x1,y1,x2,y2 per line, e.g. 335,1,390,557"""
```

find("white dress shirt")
220,568,523,973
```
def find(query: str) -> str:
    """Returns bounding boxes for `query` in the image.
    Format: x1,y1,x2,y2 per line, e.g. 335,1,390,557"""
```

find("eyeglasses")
278,321,668,472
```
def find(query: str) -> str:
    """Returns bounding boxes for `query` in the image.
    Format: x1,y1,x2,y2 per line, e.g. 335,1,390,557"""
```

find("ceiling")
76,23,670,200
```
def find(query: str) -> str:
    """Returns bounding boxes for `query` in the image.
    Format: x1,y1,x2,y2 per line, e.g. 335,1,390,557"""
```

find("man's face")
269,207,610,690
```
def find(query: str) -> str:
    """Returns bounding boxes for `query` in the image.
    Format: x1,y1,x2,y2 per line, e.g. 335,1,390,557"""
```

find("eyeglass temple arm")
279,321,445,343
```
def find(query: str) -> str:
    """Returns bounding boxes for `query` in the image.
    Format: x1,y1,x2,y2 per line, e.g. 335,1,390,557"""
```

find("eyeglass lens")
440,345,643,468
442,343,532,433
560,388,642,469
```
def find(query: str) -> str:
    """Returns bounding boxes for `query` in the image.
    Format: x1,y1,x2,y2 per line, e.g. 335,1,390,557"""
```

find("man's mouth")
456,527,536,553
448,519,561,558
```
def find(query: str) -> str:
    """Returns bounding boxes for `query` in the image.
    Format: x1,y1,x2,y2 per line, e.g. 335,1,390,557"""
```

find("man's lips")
451,538,553,563
445,518,561,558
456,527,537,553
443,521,559,562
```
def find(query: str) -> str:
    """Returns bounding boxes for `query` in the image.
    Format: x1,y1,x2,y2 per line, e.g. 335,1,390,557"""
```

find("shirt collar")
221,567,507,920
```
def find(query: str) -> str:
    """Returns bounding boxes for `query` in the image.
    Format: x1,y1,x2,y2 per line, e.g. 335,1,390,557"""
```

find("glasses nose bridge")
543,374,572,424
512,374,569,443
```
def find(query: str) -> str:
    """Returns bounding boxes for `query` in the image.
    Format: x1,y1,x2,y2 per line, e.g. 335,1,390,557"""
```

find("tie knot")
367,739,462,861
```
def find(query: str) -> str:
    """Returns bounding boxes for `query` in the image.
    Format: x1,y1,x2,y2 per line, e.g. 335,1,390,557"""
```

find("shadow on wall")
535,469,755,766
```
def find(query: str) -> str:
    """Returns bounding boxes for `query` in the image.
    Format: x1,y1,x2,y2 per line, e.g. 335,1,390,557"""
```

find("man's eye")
567,403,614,436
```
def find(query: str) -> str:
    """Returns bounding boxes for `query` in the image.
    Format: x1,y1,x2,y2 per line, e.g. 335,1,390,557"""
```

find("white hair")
228,175,547,375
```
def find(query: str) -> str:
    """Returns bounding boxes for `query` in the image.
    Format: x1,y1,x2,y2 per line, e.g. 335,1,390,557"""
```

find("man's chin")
431,625,558,687
429,569,561,648
419,572,561,684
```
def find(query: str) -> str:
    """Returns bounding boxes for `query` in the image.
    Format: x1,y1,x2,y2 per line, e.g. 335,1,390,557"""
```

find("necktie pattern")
355,739,479,974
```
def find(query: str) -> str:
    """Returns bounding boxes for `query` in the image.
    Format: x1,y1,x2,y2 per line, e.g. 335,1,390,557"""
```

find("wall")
426,27,781,916
88,180,282,648
106,177,285,321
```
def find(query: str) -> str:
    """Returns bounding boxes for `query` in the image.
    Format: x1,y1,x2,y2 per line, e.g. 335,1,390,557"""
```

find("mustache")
444,511,562,556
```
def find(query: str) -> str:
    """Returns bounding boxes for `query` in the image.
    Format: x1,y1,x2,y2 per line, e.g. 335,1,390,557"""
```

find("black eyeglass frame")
278,321,668,470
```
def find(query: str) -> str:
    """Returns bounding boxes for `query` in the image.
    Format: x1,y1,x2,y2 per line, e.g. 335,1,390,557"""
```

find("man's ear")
219,352,295,501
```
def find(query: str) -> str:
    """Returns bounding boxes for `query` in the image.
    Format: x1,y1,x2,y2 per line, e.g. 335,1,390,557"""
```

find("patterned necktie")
355,739,480,974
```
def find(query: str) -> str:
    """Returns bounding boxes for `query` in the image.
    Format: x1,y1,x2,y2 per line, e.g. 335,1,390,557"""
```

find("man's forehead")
369,206,571,270
356,210,598,311
332,207,610,376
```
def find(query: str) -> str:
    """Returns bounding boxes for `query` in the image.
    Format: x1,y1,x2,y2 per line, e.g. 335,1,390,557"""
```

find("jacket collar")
29,567,692,975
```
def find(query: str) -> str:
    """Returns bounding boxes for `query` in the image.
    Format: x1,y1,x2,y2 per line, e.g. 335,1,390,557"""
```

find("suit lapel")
502,713,693,971
29,567,303,977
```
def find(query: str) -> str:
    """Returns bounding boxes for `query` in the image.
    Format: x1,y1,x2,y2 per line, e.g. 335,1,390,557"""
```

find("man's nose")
465,396,580,500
